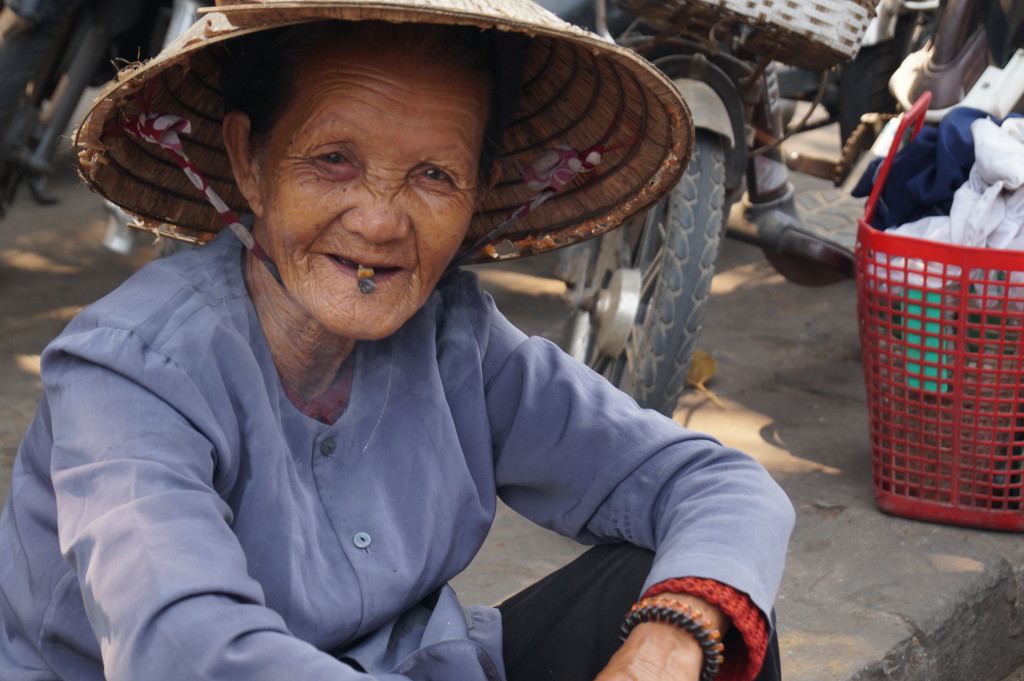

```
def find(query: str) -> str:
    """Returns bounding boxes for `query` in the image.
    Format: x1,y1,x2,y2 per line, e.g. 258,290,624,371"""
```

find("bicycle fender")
672,78,735,149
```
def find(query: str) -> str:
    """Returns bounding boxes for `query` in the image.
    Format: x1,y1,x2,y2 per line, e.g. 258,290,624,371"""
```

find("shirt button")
353,532,372,549
320,438,336,457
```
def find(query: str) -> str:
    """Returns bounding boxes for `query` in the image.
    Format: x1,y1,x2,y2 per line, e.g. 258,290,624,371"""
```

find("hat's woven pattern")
76,0,693,263
615,0,876,70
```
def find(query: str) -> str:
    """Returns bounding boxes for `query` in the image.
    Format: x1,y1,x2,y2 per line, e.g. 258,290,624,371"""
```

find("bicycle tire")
616,131,726,415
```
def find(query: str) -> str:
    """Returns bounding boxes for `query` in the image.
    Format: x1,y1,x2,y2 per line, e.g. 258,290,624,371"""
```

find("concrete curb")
666,238,1024,681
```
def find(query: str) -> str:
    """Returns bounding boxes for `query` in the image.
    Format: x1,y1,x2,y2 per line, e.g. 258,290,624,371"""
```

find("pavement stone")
459,198,1024,680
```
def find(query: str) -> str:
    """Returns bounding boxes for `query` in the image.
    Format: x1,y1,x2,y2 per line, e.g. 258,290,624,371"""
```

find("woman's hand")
593,593,729,681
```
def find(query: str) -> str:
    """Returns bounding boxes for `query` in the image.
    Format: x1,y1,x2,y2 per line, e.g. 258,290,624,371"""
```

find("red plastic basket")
856,93,1024,531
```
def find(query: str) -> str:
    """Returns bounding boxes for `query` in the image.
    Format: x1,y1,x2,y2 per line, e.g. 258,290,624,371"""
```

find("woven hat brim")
75,1,693,263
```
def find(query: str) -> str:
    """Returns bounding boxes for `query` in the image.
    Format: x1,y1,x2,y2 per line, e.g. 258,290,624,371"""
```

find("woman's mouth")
327,254,402,292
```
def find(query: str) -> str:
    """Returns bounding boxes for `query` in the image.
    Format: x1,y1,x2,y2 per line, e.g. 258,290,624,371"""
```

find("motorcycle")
888,0,1024,122
829,0,1023,185
544,0,876,415
0,0,204,227
778,0,939,149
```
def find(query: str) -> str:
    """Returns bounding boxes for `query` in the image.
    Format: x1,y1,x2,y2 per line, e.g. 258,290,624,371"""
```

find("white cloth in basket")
869,116,1024,302
890,116,1024,249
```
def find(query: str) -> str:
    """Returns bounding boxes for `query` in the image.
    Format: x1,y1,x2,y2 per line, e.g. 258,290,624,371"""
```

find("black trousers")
498,544,782,681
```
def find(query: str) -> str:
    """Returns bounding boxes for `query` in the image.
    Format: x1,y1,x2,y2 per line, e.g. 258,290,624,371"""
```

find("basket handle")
863,91,933,226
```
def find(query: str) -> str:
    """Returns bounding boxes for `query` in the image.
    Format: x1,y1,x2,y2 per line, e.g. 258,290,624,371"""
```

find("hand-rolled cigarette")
357,265,376,294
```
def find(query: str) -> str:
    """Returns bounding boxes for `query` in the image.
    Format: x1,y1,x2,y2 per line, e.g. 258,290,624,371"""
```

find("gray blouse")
0,229,794,681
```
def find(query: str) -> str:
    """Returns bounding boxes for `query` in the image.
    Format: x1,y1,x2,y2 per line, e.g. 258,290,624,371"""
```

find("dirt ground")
0,155,157,495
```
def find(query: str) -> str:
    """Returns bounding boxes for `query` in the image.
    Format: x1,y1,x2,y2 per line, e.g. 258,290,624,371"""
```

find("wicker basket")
614,0,876,70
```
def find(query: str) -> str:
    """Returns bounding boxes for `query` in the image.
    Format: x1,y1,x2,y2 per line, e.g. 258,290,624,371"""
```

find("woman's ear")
222,110,265,217
476,159,502,208
487,160,501,191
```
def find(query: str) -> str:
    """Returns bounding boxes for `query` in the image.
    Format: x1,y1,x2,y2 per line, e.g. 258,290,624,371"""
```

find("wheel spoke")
565,310,594,364
613,340,636,394
633,213,666,270
605,351,626,386
639,247,663,302
622,339,636,374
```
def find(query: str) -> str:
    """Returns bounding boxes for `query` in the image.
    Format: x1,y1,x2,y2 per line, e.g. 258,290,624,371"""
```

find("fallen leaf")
686,349,725,409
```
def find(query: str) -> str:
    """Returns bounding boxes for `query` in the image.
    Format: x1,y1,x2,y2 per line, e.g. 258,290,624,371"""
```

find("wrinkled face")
226,41,490,341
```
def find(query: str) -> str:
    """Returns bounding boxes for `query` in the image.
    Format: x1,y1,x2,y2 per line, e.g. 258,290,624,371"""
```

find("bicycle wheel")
564,131,727,416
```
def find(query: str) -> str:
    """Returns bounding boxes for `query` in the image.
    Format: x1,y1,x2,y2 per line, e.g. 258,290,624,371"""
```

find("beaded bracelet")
619,597,725,681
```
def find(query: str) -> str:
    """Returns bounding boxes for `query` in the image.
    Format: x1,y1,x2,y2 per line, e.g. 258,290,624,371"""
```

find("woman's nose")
343,186,411,243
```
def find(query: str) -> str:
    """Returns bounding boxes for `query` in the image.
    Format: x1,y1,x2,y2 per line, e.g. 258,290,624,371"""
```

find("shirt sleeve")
480,305,795,624
43,327,406,681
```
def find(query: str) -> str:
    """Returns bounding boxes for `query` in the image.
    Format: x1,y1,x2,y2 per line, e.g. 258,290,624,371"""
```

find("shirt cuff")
642,577,768,681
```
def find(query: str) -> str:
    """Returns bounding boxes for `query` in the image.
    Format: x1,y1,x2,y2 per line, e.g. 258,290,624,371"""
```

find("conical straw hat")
75,0,693,263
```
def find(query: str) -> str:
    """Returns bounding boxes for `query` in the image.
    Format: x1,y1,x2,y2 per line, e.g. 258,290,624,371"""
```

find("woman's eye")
321,152,347,165
423,167,453,184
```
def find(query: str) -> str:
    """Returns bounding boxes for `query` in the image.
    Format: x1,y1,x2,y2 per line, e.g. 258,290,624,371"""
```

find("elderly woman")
0,2,794,681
